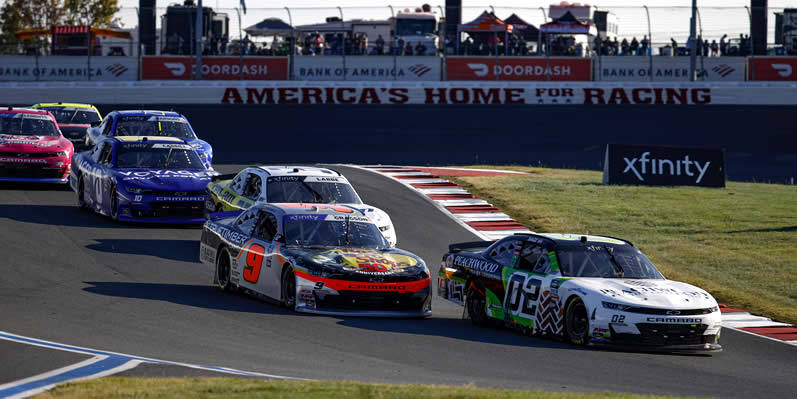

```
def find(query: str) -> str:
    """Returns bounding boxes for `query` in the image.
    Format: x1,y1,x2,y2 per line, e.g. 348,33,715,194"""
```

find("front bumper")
295,271,432,318
0,159,70,183
118,193,207,224
0,176,69,184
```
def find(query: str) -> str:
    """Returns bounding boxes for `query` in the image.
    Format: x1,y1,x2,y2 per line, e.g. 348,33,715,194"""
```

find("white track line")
434,199,490,206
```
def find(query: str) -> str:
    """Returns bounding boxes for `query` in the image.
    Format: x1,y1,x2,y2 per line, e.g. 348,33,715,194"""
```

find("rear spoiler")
448,241,493,253
208,210,243,221
211,173,237,182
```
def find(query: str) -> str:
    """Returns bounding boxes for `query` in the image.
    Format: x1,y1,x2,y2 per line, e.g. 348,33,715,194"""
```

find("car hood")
113,169,219,189
285,247,427,278
566,278,718,309
346,204,391,227
0,135,71,153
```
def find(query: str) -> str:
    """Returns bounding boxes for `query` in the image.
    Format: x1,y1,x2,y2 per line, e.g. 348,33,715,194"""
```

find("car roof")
112,136,187,144
0,107,50,115
32,103,98,111
251,166,343,177
513,233,633,247
113,110,184,118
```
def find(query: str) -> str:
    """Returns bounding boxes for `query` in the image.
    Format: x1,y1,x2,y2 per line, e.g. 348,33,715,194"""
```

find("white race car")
205,166,397,246
438,233,722,352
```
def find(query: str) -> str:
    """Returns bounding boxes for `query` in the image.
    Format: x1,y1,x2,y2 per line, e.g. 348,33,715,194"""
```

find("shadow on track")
0,204,201,229
83,281,305,317
334,316,589,351
86,239,199,263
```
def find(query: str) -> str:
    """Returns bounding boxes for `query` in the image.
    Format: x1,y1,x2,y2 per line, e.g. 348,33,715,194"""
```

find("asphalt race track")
1,164,796,398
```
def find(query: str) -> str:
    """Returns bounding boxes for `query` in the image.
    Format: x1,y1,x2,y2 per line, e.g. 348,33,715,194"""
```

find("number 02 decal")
243,244,266,283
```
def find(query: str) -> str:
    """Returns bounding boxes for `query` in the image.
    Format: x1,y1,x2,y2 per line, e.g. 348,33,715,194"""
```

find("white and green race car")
438,233,723,353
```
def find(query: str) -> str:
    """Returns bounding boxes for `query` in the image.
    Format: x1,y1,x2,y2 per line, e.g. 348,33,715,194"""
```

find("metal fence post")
746,5,755,81
338,6,346,81
285,6,294,81
388,5,396,81
195,0,203,81
696,6,705,80
644,5,653,81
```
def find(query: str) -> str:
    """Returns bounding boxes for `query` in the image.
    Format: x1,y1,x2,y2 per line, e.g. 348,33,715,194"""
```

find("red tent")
457,11,514,55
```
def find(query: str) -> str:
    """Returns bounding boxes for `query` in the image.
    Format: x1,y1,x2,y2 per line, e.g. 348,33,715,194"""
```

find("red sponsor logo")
142,56,288,80
748,57,797,81
447,57,591,81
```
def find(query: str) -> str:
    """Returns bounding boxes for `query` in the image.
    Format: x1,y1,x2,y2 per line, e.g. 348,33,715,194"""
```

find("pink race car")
0,107,74,184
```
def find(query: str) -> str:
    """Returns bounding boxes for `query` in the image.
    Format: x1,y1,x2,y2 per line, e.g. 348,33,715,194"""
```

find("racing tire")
216,247,235,292
77,175,88,210
281,264,297,311
466,281,490,327
109,184,119,221
565,297,590,345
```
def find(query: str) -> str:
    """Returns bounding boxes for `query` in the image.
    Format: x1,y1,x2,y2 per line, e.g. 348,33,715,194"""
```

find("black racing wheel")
281,264,297,311
565,297,590,345
467,280,490,326
216,247,235,292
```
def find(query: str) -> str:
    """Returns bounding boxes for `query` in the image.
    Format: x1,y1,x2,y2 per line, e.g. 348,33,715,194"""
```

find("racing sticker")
0,113,51,120
200,243,217,264
151,143,192,150
0,157,47,164
317,248,418,274
535,289,564,335
279,203,355,214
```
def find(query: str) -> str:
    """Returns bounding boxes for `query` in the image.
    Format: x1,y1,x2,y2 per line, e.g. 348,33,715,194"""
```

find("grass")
449,166,797,325
34,378,698,399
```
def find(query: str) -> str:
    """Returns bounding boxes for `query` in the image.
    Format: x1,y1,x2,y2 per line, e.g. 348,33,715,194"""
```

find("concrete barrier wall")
85,103,795,183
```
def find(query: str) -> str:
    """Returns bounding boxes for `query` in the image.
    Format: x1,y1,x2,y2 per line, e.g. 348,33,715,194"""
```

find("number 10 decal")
243,244,266,283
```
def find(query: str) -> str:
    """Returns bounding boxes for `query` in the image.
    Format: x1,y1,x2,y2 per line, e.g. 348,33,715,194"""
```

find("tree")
0,0,120,54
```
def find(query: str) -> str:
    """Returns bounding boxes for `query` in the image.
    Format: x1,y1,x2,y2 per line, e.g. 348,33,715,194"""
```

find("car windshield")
41,108,101,125
267,177,361,204
115,143,205,169
557,245,664,279
283,217,388,249
0,113,59,136
114,116,194,139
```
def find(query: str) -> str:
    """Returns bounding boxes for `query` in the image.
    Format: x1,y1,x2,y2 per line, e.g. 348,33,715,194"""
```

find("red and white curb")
719,305,797,346
349,164,797,348
350,165,533,241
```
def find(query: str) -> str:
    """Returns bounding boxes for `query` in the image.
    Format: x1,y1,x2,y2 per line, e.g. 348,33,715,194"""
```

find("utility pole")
195,0,203,80
689,0,697,81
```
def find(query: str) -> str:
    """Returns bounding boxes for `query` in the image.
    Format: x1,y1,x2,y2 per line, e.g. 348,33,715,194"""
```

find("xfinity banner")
0,56,137,81
597,57,745,81
603,144,725,187
293,56,441,81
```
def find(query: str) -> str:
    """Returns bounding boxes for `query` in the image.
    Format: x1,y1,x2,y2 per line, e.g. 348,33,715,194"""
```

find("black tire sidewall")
467,282,489,326
216,248,232,292
281,265,296,310
566,298,589,345
109,184,118,220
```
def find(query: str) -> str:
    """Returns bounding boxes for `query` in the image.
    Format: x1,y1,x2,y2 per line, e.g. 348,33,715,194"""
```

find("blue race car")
70,136,219,223
84,110,213,168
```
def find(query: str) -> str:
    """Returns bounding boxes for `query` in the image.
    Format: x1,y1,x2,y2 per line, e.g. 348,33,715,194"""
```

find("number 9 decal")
243,244,266,283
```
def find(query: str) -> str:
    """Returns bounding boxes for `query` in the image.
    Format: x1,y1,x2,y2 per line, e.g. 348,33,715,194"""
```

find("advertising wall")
292,56,441,81
447,57,592,81
0,56,137,81
596,57,746,82
748,57,797,81
141,56,288,80
603,144,726,187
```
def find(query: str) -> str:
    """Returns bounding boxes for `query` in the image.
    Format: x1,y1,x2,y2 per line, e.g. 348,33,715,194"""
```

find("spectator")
670,37,677,55
463,37,473,55
220,36,228,55
397,36,405,55
696,35,703,56
710,39,718,56
621,38,629,55
404,42,414,56
313,33,323,55
612,37,619,55
375,34,385,55
720,34,728,56
640,35,649,56
242,34,250,55
344,34,353,55
630,37,639,55
210,35,218,55
360,33,368,55
702,38,709,57
415,40,427,56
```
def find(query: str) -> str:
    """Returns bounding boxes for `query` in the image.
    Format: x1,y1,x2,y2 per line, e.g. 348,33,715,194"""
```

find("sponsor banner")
603,144,726,188
447,57,591,81
747,57,797,81
2,83,796,105
0,56,136,81
597,57,745,82
142,56,288,80
292,56,441,81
